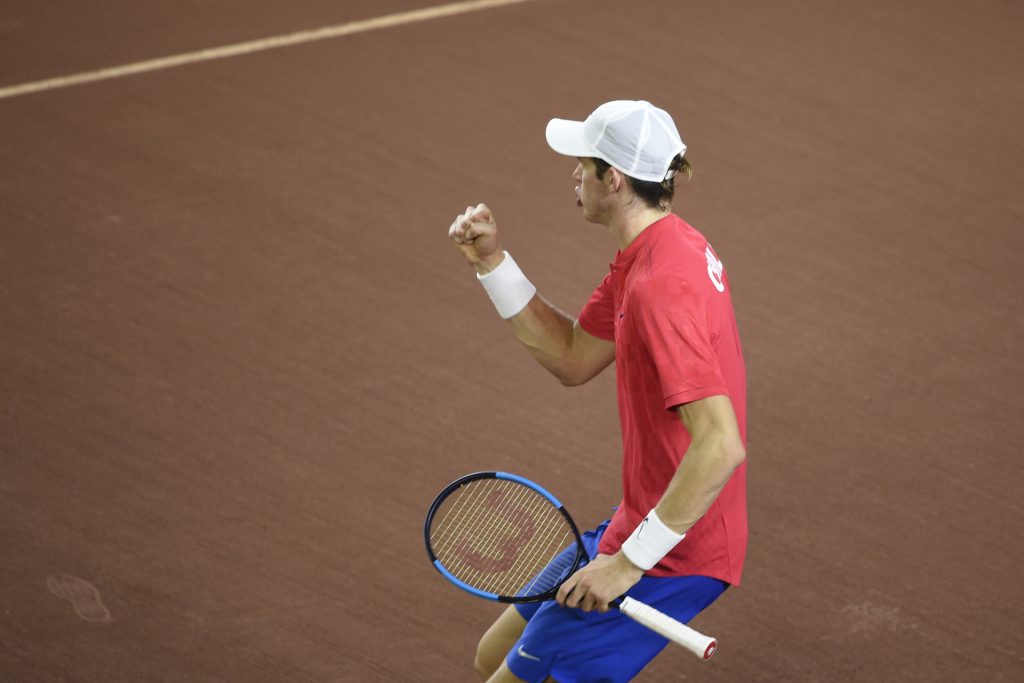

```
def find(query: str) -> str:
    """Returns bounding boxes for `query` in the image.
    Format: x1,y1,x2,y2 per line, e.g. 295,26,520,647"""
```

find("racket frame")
424,471,587,603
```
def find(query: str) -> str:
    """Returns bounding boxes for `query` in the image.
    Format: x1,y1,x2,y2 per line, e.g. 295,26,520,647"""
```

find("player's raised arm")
447,204,614,386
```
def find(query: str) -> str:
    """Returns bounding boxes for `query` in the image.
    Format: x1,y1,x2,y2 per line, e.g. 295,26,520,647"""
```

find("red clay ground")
1,1,1022,681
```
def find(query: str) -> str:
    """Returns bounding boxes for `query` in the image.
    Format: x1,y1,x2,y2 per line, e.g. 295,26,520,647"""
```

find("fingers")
448,203,495,245
555,574,576,607
464,204,495,239
448,217,468,245
447,207,473,245
470,202,493,223
556,573,610,613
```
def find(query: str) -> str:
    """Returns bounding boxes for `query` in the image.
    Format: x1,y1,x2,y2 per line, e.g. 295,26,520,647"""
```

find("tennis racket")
423,471,719,660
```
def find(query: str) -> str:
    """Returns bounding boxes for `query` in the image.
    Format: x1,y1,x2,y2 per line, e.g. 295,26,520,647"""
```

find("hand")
555,552,644,613
447,203,504,274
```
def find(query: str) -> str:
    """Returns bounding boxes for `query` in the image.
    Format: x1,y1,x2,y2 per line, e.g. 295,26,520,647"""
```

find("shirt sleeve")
631,275,729,409
578,271,616,341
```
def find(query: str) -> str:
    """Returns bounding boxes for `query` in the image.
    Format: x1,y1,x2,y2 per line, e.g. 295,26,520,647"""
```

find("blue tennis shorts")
506,521,728,683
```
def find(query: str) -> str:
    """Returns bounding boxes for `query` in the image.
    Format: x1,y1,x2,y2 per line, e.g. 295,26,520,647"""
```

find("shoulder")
648,215,710,259
644,216,730,298
632,223,710,294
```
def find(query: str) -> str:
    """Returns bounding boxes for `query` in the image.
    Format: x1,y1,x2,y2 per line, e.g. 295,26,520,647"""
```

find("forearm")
475,251,609,386
507,295,583,384
655,430,745,534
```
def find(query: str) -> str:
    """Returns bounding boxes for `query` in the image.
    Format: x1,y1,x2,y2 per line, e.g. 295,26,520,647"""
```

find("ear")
607,167,624,193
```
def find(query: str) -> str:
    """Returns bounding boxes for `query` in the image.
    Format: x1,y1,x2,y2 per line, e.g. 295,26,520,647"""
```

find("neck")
607,205,671,251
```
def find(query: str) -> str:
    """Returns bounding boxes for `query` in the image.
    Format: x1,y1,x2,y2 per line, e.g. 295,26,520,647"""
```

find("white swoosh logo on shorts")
517,645,541,661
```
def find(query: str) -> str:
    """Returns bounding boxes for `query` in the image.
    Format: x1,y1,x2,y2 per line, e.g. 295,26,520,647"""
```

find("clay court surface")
1,1,1022,681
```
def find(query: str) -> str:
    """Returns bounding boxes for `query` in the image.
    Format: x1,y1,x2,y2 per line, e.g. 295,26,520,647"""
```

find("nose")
572,162,583,180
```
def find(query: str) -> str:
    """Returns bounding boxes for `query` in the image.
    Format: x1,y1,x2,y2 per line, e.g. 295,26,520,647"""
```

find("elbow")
556,364,595,387
706,430,745,472
725,438,746,471
558,372,586,387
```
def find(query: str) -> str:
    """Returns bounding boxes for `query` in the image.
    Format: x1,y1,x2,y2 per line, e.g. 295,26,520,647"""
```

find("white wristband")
476,251,537,319
620,508,686,571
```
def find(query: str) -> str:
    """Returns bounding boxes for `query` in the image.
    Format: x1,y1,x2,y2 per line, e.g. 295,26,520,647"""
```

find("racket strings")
434,479,530,579
432,477,494,553
469,483,544,590
436,480,526,588
431,478,503,562
512,518,576,596
489,485,570,596
430,479,576,597
435,480,541,588
466,482,566,594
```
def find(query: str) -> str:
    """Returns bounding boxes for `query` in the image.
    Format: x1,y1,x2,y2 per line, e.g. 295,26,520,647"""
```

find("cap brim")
545,118,594,158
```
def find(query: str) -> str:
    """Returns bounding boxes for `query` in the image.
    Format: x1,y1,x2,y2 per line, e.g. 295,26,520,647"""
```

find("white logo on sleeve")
705,245,725,293
517,645,541,661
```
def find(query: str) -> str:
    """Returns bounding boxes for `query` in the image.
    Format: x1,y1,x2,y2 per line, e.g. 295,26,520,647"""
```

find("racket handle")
618,596,718,660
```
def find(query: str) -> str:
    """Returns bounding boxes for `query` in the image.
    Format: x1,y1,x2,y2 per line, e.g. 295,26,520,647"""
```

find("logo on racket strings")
453,490,536,573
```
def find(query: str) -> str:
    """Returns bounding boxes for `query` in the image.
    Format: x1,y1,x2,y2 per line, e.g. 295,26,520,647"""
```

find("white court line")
0,0,539,101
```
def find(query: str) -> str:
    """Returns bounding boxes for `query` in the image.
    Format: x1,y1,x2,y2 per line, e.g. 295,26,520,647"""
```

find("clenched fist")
447,203,504,274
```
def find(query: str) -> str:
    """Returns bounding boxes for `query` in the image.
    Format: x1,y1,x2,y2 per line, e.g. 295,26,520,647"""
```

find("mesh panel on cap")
582,101,685,183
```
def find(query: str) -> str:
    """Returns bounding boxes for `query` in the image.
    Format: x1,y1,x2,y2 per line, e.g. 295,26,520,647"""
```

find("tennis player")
447,100,748,683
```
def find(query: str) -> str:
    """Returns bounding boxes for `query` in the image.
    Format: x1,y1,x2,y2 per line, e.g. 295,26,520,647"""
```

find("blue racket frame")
424,471,589,603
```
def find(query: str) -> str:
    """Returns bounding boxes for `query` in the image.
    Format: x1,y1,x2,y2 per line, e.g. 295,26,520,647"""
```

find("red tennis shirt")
578,214,748,585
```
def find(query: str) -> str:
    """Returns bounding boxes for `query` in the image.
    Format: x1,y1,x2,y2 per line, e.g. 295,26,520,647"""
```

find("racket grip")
618,596,718,660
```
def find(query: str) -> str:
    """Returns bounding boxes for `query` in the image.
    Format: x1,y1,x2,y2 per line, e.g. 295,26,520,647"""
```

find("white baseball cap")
545,100,687,183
